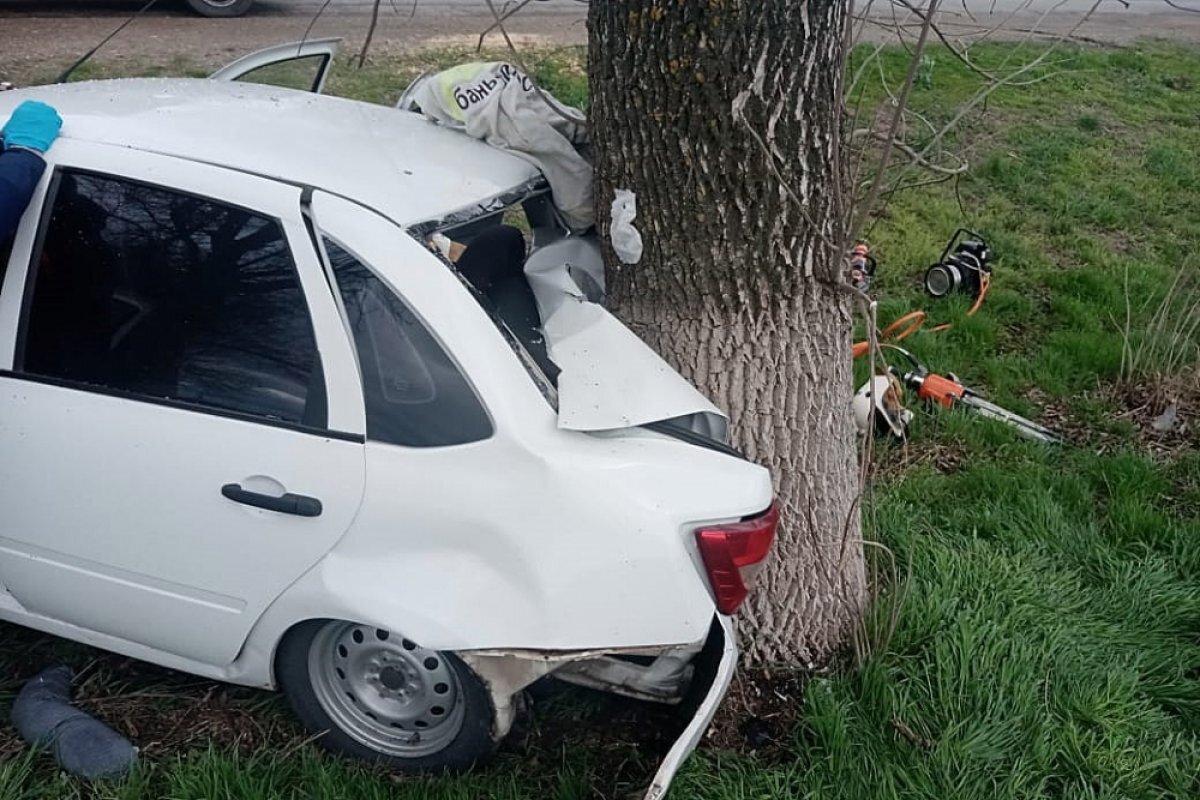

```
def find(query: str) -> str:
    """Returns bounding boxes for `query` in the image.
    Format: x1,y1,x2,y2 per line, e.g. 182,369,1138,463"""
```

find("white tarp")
401,63,594,231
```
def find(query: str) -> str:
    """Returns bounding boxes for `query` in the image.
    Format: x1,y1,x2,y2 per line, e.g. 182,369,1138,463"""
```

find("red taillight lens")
694,503,779,615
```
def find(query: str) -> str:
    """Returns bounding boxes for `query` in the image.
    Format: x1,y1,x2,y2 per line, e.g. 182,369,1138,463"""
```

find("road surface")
1,0,1198,84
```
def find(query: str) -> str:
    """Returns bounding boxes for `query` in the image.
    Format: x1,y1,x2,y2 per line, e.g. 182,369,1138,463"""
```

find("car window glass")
324,238,491,447
232,55,329,92
20,170,324,427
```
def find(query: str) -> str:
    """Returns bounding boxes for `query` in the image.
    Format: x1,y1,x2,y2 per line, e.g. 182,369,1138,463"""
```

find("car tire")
184,0,254,18
276,620,498,772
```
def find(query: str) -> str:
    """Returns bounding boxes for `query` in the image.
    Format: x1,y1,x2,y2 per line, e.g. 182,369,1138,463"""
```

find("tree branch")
481,0,587,127
851,128,969,175
850,0,941,241
358,0,383,68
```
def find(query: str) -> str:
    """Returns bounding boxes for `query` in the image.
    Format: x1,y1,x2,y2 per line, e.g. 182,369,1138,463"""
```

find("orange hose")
852,273,990,359
968,271,991,315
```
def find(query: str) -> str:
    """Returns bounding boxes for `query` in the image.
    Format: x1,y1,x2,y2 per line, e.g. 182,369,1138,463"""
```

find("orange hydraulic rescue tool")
882,345,1062,444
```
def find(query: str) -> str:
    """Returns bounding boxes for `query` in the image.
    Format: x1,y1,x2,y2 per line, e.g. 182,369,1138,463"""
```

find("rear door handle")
221,483,323,517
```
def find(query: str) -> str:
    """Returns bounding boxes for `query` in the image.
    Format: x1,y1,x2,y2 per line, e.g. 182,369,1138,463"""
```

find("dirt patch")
1113,369,1200,455
0,624,304,763
497,681,683,796
704,668,808,762
869,434,972,480
1033,369,1200,459
0,5,589,84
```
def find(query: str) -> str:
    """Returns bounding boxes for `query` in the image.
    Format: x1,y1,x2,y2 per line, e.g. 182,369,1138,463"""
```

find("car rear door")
0,140,366,666
209,38,340,94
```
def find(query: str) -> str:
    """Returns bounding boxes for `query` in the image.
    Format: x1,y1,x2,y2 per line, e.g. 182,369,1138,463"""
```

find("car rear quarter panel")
239,428,771,674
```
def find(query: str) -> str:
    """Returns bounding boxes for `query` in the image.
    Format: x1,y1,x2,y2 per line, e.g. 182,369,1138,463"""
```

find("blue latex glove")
2,100,62,153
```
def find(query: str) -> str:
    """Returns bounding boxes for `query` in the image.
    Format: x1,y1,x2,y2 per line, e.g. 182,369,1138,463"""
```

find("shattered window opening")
410,189,562,409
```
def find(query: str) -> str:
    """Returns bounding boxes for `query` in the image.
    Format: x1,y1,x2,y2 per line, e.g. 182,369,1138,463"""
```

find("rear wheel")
277,620,497,771
184,0,254,17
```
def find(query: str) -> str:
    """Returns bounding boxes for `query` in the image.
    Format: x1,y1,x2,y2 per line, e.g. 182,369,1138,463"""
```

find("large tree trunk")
587,0,864,666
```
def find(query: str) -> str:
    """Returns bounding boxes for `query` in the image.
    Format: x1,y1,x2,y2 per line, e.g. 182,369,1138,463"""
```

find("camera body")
923,229,991,298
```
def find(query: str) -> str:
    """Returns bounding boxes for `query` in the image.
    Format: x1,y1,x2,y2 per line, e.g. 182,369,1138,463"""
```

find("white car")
0,43,775,795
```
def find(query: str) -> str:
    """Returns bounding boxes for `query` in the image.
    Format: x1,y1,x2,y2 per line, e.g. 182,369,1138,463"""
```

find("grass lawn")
1,40,1198,800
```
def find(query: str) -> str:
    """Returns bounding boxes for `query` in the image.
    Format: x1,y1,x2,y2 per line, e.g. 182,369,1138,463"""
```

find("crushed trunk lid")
523,237,730,441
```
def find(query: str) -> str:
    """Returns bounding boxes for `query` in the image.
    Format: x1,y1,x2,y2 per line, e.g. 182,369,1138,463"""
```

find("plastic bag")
610,189,644,265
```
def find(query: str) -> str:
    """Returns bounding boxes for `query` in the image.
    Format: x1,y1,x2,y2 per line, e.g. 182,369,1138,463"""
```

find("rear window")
325,237,492,447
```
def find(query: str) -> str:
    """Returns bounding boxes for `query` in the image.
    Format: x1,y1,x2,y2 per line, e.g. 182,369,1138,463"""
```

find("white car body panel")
273,192,771,652
0,81,542,231
0,383,366,664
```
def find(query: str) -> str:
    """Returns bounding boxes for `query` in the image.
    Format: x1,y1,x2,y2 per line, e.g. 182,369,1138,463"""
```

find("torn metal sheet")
523,238,728,434
553,650,697,704
458,652,557,741
408,176,549,239
644,615,737,800
462,617,736,800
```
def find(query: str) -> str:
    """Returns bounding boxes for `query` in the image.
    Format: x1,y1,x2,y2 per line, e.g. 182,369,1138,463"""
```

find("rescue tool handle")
221,484,323,517
916,373,965,409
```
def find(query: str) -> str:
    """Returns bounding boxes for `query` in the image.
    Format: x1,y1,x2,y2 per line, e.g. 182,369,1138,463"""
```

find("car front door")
0,141,366,666
209,38,340,94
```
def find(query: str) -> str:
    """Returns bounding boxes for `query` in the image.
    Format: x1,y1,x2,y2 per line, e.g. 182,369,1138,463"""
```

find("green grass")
2,41,1199,800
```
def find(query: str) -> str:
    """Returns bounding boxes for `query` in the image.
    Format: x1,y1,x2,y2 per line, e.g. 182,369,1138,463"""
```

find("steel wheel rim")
199,0,241,7
308,622,465,757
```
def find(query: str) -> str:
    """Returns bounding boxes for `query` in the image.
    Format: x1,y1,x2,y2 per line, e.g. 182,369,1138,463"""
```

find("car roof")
0,79,542,227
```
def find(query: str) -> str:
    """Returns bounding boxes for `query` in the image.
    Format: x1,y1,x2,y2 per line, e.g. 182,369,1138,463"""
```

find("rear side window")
19,170,324,427
324,238,491,447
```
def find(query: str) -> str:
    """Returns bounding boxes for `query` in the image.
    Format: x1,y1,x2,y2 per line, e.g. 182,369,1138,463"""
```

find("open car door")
209,38,340,94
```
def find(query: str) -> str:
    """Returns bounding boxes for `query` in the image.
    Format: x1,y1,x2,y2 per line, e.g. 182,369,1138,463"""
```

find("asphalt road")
1,0,1198,84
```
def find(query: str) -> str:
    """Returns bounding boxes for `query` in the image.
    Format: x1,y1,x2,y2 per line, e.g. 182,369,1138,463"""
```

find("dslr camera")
923,229,991,298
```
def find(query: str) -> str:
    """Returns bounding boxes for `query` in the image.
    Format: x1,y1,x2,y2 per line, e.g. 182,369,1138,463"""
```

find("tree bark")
587,0,864,666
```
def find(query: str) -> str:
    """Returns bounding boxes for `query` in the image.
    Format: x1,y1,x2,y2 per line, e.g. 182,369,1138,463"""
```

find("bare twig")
852,128,969,175
480,0,587,127
889,0,1005,81
850,0,941,240
913,2,1103,168
358,0,383,68
298,0,334,51
892,717,935,750
476,0,539,51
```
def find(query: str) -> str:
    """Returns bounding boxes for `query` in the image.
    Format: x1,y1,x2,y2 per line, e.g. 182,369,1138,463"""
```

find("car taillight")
694,503,779,615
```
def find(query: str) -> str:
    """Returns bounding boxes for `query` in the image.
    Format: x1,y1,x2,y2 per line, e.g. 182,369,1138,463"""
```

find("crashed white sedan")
0,45,775,794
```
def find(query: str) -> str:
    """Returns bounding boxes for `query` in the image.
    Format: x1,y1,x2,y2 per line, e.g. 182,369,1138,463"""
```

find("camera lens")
924,263,959,297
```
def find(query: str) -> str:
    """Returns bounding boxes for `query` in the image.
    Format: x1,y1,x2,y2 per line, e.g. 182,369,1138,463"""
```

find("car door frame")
209,38,341,94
